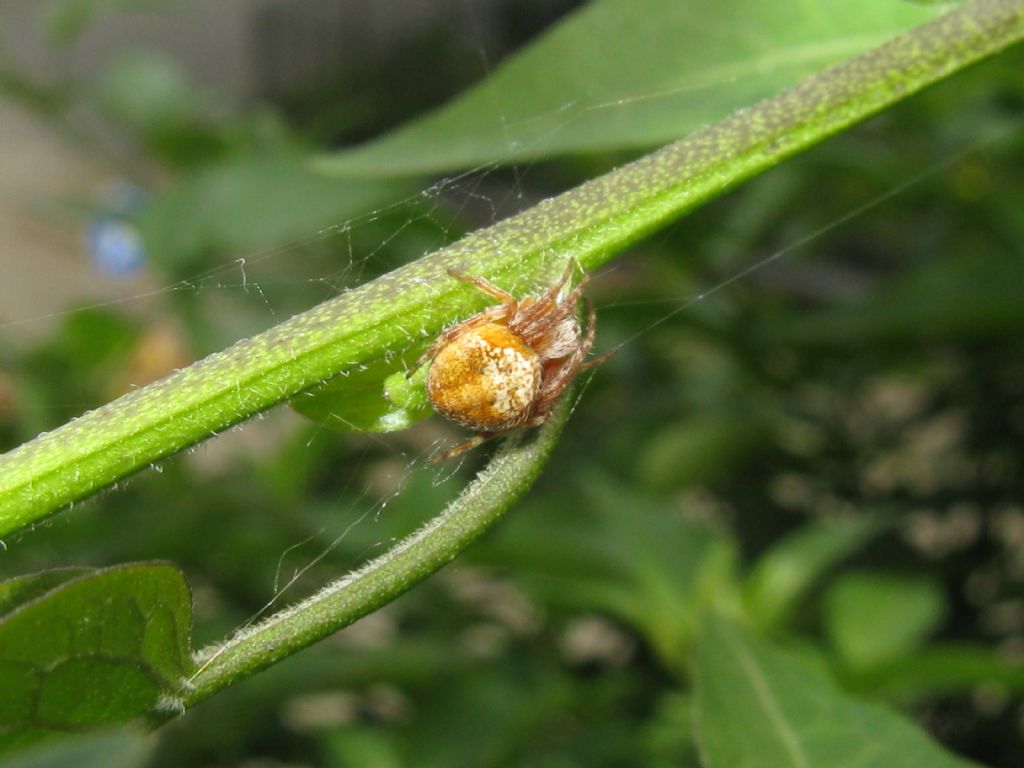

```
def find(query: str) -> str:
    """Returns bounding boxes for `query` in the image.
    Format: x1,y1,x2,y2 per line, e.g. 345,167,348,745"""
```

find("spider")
414,261,609,461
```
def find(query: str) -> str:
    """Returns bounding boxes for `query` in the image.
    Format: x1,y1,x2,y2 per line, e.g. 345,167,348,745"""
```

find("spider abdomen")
426,323,541,432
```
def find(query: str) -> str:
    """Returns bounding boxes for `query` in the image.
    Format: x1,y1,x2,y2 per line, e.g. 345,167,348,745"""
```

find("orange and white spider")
415,262,609,460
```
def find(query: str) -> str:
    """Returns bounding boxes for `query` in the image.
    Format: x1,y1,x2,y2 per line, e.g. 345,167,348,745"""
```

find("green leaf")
825,571,946,669
0,569,90,619
694,614,981,768
139,153,410,270
318,0,947,176
0,564,193,741
744,515,886,629
291,354,432,433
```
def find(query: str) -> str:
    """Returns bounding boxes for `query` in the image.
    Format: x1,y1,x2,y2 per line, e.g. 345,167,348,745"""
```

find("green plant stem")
174,394,569,709
1,0,1022,536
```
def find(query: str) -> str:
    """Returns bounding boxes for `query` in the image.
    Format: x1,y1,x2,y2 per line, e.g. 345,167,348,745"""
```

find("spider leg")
545,264,589,329
580,348,617,371
578,299,617,371
512,262,586,340
539,260,579,306
567,271,590,303
428,432,497,463
521,413,550,429
447,269,517,305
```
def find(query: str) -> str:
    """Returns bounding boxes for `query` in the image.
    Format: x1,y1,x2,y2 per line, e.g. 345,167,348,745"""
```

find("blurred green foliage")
1,1,1023,766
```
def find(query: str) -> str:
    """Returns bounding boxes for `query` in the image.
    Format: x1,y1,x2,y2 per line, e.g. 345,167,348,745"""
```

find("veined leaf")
319,0,950,176
0,564,192,744
694,615,980,768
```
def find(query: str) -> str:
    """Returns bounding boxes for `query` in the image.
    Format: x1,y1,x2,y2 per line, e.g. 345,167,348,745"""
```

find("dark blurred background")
1,1,1023,766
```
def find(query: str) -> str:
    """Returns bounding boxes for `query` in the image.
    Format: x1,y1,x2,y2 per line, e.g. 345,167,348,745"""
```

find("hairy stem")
175,394,570,708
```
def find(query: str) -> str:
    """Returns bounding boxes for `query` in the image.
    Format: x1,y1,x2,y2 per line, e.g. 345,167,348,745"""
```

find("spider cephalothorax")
415,262,606,460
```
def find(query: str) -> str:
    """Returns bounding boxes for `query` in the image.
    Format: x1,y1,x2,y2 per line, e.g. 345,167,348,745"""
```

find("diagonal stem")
171,393,571,709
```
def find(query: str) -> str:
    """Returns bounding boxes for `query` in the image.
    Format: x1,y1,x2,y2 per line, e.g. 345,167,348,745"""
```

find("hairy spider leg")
427,432,496,463
446,269,518,305
512,265,585,342
540,260,578,304
579,298,616,371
